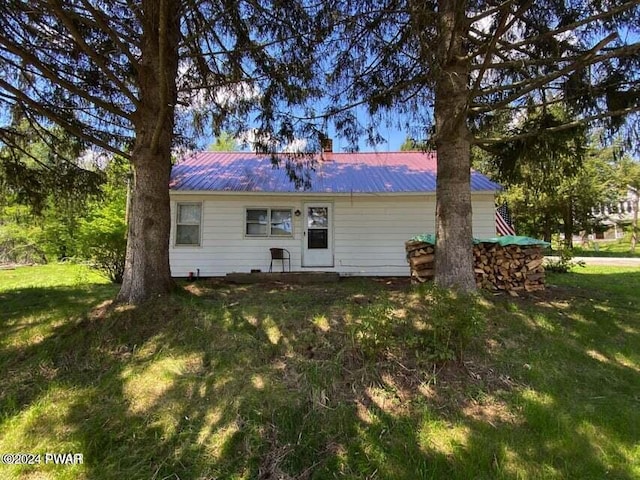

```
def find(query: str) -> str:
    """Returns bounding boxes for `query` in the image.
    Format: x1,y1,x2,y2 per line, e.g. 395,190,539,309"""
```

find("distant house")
592,186,639,239
168,150,502,277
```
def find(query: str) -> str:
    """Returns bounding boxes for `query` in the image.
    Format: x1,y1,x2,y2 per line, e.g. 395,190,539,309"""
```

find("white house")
592,186,639,239
168,150,501,277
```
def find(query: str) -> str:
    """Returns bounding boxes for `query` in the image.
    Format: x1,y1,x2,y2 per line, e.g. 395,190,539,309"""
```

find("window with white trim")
175,202,201,246
245,208,293,237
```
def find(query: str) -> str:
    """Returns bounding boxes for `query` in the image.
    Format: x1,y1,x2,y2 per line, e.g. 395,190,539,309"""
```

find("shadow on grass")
0,272,638,479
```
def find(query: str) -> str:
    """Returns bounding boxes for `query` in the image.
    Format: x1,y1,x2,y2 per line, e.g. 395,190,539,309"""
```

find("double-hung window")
176,202,202,246
245,208,292,237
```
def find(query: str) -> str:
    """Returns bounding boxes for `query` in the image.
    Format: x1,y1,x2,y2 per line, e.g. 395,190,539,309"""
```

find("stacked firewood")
473,243,546,293
405,240,436,282
405,240,546,293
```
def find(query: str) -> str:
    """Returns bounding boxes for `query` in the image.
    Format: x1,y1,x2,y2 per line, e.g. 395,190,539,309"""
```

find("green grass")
1,264,639,479
571,234,640,257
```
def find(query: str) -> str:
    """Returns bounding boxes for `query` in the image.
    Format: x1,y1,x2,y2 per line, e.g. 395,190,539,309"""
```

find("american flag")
496,203,516,236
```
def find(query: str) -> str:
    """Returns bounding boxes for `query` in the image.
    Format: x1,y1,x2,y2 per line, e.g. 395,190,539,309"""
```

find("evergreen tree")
0,1,327,303
324,0,640,291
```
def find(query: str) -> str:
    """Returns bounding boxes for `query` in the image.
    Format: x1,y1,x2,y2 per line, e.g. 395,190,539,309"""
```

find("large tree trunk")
117,0,180,304
433,0,476,292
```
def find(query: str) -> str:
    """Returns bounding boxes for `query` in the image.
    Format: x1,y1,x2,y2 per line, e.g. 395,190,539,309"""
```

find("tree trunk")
433,0,476,292
631,196,638,252
563,197,573,249
543,214,553,244
116,0,180,304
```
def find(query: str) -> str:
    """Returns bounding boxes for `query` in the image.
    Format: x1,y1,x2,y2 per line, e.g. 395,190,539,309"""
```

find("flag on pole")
496,203,516,236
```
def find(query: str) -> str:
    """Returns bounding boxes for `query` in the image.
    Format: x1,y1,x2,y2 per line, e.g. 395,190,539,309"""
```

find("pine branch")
476,105,640,147
49,1,139,106
0,77,130,159
471,33,619,113
494,1,638,54
78,0,140,67
0,34,132,120
470,0,533,100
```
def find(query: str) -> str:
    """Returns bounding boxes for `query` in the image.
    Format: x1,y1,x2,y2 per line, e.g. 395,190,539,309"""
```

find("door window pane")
308,229,328,249
307,207,328,227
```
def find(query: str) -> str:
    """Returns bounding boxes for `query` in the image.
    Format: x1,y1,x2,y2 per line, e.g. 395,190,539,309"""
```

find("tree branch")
471,33,619,113
470,0,533,100
49,0,139,106
494,1,638,54
0,35,132,120
0,77,131,159
475,105,640,147
78,0,140,68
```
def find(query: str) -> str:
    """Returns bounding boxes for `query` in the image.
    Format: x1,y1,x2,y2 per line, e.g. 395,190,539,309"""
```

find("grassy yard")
1,264,638,479
570,234,640,257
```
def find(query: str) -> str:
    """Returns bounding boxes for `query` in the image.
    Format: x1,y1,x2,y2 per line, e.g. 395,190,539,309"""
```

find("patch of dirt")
88,300,114,320
373,277,412,290
462,399,520,426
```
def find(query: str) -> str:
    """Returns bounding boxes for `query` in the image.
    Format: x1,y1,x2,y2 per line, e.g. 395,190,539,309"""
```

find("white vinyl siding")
169,193,496,277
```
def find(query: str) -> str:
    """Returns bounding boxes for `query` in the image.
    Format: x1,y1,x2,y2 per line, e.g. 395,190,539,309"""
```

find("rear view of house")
169,150,501,277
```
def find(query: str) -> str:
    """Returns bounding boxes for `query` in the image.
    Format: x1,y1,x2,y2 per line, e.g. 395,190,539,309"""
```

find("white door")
302,203,333,267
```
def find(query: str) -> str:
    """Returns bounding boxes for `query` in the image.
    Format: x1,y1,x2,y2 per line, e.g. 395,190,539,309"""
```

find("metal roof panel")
170,151,502,193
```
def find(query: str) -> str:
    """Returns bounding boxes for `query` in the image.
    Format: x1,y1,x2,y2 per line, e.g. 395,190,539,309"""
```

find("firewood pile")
405,241,436,282
405,238,547,293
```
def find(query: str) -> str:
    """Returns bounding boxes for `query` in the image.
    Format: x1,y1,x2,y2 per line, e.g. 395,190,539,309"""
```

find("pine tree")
0,1,326,303
324,0,640,290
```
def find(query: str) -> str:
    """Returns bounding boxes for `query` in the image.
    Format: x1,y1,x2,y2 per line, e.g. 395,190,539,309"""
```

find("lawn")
1,264,638,479
570,234,640,257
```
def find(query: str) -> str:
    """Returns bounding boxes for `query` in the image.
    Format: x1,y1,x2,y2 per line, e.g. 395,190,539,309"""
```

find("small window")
176,202,201,246
246,208,293,237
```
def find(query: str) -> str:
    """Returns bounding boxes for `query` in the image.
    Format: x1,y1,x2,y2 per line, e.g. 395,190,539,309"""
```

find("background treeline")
0,124,127,282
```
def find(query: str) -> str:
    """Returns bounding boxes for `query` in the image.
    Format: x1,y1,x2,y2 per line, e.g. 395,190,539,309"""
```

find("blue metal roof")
170,151,502,193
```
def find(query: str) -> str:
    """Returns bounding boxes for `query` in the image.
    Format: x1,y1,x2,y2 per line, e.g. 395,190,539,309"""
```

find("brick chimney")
321,137,333,153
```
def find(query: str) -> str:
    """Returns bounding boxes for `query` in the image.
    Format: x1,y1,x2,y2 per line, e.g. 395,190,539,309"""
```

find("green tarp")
408,234,550,247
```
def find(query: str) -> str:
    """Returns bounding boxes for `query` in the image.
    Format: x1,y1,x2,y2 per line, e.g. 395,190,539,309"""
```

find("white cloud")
282,138,308,153
213,82,261,109
238,128,308,153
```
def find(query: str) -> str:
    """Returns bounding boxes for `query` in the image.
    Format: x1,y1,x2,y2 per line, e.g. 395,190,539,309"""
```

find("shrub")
77,202,126,283
545,248,585,273
349,301,396,360
0,222,47,264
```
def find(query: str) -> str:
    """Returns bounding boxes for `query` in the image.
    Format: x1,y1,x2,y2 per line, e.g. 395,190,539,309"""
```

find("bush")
545,248,585,273
77,202,126,283
0,222,47,264
349,301,396,360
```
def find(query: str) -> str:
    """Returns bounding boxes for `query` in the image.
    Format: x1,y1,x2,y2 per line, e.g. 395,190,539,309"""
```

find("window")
176,202,201,246
245,208,293,237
